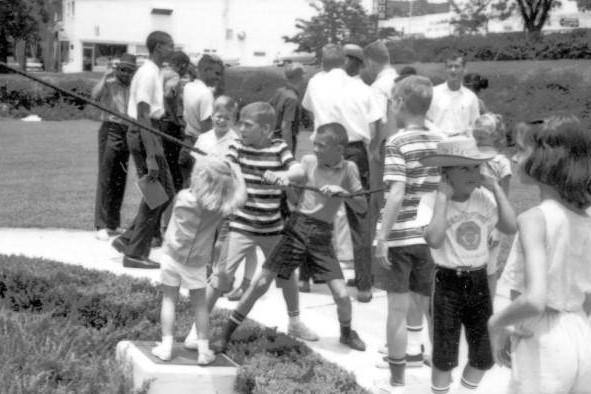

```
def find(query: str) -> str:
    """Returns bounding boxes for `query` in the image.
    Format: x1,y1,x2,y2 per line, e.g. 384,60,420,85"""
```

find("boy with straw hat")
419,136,517,394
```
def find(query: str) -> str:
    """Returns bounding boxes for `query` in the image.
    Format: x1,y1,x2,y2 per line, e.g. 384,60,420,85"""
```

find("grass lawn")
0,118,539,232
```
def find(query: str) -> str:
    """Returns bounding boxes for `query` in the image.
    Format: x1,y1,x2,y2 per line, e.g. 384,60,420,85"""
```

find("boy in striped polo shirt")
373,75,442,388
203,102,319,342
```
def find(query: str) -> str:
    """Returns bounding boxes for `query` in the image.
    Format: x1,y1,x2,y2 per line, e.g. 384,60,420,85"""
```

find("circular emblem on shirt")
455,221,481,251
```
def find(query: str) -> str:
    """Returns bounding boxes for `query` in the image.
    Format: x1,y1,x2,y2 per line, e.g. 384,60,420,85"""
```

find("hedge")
0,255,367,394
387,29,591,63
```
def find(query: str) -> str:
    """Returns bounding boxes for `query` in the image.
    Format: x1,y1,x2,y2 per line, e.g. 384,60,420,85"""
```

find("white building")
375,0,591,38
58,0,372,72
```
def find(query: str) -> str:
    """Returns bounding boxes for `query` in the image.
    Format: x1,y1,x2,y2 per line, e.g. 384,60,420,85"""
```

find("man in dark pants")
112,31,175,269
93,54,137,241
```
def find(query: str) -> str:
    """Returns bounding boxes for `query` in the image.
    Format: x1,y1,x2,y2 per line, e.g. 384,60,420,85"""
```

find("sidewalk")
0,228,511,394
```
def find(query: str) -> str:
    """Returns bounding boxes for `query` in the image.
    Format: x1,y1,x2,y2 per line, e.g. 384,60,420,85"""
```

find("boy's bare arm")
482,174,517,235
377,181,405,242
91,72,110,101
263,162,305,185
137,102,163,180
424,177,454,249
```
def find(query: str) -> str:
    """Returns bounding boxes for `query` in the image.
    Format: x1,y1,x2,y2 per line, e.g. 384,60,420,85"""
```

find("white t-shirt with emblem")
418,188,498,269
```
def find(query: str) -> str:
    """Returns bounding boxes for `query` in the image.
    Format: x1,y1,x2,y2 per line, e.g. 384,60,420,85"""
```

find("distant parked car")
273,52,316,67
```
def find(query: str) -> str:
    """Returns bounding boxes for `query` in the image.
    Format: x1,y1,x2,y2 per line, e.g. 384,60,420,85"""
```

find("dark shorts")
264,212,344,282
373,244,434,296
432,266,494,372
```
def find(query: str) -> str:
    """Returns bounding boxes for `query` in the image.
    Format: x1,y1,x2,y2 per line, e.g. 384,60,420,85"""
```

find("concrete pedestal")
116,341,238,394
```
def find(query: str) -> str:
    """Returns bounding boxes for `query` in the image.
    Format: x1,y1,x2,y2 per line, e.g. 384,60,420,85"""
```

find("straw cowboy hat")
421,137,495,167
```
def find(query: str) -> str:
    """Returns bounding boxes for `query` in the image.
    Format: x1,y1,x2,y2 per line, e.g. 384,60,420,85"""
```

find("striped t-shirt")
226,139,295,236
378,128,441,247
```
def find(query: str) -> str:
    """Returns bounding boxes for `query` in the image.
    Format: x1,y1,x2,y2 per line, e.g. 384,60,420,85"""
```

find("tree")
450,0,515,35
283,0,376,58
515,0,559,34
0,0,49,68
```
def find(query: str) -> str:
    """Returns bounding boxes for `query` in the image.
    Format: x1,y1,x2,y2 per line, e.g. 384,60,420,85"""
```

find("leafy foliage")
0,255,368,394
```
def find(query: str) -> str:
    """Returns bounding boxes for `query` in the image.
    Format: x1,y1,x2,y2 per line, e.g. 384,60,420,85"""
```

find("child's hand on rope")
320,185,346,197
263,171,289,186
146,157,159,181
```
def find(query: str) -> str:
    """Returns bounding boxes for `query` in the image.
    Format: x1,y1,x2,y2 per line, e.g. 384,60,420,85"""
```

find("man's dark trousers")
344,141,373,292
118,128,175,259
94,121,130,230
160,120,184,192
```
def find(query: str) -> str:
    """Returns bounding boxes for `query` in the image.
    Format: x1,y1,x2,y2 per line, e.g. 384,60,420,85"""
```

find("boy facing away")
373,75,442,389
420,137,517,394
199,102,318,344
213,122,367,353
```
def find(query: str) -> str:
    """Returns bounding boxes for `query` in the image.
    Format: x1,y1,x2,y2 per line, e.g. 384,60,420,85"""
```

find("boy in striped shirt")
203,102,319,342
373,75,442,388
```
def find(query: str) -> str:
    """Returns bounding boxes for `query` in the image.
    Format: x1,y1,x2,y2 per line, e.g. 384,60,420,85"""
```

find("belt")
437,265,487,277
348,140,365,146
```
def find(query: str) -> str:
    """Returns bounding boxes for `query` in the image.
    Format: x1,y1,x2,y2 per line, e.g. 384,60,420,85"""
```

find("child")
373,75,442,388
213,122,367,353
473,113,512,296
420,136,518,394
193,95,258,302
489,115,591,394
151,156,246,364
200,102,319,343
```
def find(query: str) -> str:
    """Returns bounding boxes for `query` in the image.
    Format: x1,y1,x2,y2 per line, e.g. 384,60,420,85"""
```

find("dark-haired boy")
213,122,367,353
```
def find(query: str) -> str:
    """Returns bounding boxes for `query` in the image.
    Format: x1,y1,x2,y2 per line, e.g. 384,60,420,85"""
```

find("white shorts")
159,253,207,290
509,310,591,394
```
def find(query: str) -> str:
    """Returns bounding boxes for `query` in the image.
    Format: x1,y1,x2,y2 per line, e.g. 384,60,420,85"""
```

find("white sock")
196,339,210,354
289,315,300,325
161,335,174,348
454,377,479,393
407,325,423,355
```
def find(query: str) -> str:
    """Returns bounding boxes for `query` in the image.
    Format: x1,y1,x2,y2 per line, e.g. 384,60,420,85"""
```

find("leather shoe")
111,237,127,254
357,290,373,303
123,256,160,269
346,278,356,287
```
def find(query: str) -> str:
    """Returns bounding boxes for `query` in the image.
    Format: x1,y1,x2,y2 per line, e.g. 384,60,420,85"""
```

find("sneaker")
95,229,110,241
123,256,160,269
197,349,216,365
151,342,172,361
374,378,405,394
298,280,311,293
287,321,319,342
184,334,199,350
340,329,366,351
346,278,356,287
357,289,373,303
225,286,244,301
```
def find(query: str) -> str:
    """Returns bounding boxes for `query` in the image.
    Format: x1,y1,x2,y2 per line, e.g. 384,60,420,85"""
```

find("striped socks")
459,376,479,391
407,324,423,355
431,383,450,394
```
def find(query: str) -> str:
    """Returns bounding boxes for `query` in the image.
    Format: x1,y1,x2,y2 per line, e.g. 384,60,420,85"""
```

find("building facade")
59,0,375,72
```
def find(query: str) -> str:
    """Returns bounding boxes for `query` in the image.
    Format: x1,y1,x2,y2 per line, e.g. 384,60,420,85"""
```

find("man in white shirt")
112,31,175,269
426,54,480,138
301,43,382,302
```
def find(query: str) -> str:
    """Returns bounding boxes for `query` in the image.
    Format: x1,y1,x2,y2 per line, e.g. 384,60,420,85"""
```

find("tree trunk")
0,27,8,66
16,40,27,71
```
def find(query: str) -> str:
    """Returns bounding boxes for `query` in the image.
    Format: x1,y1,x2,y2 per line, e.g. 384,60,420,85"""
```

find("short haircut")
317,122,348,148
213,95,238,114
363,40,390,65
444,52,466,66
464,72,488,93
321,44,345,71
284,62,304,81
523,115,591,209
198,54,224,71
146,31,172,54
169,51,190,67
392,75,433,116
240,102,276,129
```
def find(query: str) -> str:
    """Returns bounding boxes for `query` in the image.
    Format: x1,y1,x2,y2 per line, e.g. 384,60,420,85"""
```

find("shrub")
0,255,369,394
387,29,591,63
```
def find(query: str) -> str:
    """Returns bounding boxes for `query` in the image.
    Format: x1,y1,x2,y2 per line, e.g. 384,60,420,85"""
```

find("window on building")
226,29,233,40
151,8,173,15
253,51,266,57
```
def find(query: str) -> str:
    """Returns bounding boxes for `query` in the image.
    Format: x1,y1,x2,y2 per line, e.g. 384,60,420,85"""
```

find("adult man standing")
426,54,480,138
302,44,382,302
112,31,175,269
343,44,364,79
93,53,137,241
178,54,224,186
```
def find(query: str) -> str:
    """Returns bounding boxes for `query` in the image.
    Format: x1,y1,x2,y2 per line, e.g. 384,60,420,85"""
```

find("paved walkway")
0,228,512,394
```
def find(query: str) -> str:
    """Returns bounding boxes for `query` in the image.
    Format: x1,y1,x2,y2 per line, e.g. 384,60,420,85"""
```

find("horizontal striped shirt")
227,139,295,236
378,128,442,247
